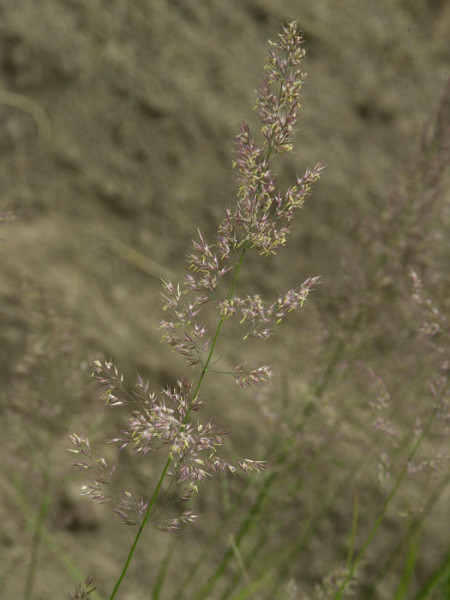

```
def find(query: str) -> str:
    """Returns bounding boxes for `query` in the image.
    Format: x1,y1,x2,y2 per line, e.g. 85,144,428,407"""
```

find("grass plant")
70,22,323,598
68,21,448,600
1,19,448,600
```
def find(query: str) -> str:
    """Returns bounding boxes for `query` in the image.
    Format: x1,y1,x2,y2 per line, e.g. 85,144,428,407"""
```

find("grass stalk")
152,536,177,600
218,426,344,599
108,245,248,599
23,442,52,600
332,385,446,600
410,547,450,600
347,496,360,571
366,472,450,599
189,469,278,600
393,526,423,600
264,449,372,599
3,474,104,600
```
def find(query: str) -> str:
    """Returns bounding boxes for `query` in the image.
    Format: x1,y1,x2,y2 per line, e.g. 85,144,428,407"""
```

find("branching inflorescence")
70,22,322,597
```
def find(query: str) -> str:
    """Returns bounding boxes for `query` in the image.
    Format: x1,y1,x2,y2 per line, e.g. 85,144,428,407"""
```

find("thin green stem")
218,425,344,600
347,496,360,570
176,373,342,600
23,441,52,600
410,546,450,600
109,458,171,599
393,525,423,600
265,449,372,600
366,472,450,599
190,470,278,600
4,473,104,600
109,244,248,600
333,387,445,600
152,536,177,600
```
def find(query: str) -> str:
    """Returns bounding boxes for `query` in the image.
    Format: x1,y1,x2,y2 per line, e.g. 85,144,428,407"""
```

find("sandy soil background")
1,1,449,599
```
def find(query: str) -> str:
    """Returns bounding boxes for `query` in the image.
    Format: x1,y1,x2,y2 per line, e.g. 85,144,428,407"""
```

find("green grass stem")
3,474,104,600
23,443,52,600
108,244,248,599
152,536,177,600
332,388,445,600
410,548,450,600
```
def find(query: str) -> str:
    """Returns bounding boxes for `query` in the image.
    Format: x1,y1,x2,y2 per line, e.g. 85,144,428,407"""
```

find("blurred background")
1,1,449,599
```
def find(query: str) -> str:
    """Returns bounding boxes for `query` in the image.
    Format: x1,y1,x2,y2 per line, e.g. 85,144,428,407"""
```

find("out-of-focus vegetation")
0,2,449,599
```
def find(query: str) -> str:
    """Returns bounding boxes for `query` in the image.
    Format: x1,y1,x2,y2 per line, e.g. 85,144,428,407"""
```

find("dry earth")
0,1,449,599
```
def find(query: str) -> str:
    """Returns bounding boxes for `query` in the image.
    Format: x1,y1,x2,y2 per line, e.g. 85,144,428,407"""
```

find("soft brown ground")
1,1,449,599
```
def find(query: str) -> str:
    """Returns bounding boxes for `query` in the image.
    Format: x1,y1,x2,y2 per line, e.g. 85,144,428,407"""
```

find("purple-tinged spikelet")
71,21,320,535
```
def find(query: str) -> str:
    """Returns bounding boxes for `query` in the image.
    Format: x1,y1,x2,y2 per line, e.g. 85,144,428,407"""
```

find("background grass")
0,1,449,598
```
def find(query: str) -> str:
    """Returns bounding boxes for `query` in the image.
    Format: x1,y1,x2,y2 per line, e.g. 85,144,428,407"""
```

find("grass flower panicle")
363,270,450,491
68,577,96,600
231,121,322,256
257,21,307,154
69,21,321,598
